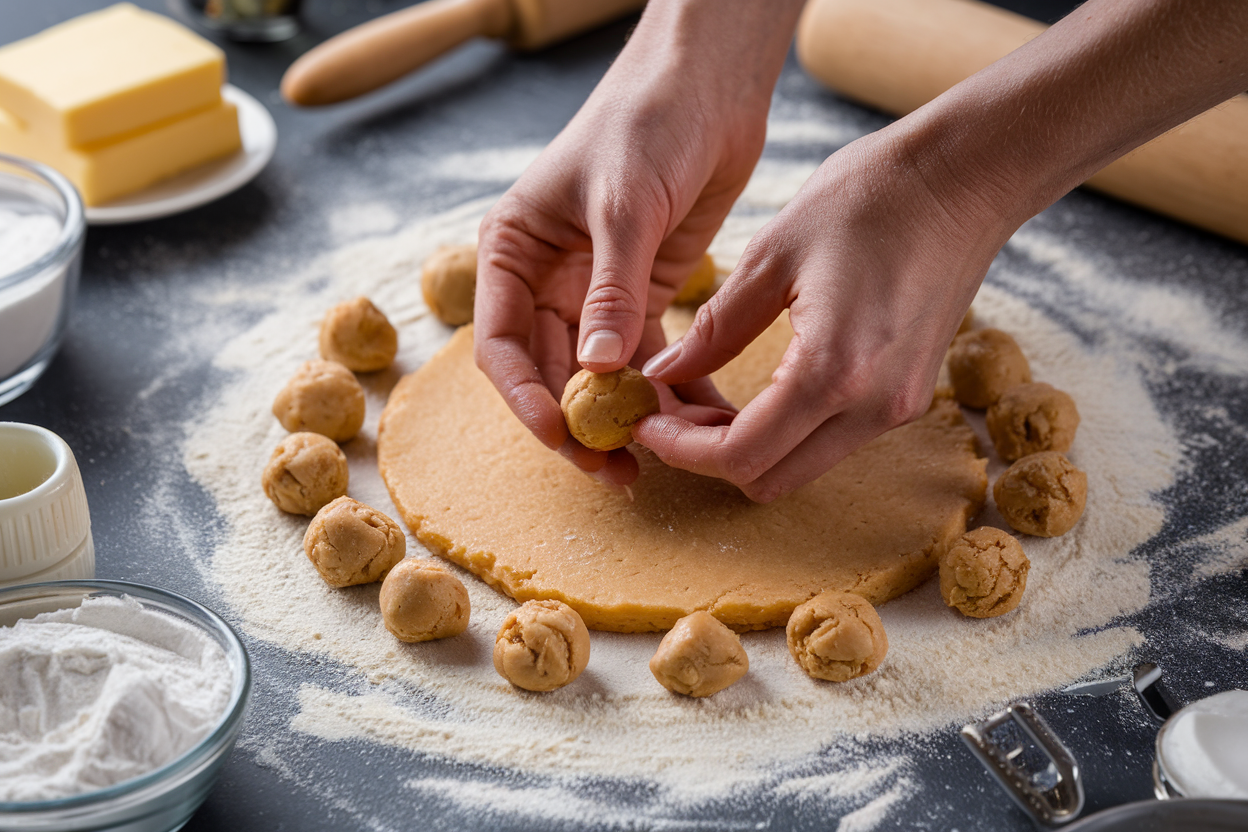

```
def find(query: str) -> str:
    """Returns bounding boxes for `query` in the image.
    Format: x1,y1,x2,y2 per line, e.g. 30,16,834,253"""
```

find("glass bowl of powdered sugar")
0,153,85,407
0,580,251,831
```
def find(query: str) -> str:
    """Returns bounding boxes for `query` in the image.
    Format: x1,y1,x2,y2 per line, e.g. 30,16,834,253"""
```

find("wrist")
880,0,1248,238
624,0,806,110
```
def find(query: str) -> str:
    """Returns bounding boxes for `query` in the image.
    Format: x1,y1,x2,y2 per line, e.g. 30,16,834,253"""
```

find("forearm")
612,0,807,112
892,0,1248,236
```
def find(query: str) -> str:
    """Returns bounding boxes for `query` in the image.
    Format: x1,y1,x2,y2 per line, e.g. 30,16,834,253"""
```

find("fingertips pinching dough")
380,559,471,642
421,244,477,326
303,496,406,587
561,367,660,451
786,590,888,682
994,451,1088,537
273,359,366,443
986,382,1080,462
948,328,1032,409
493,599,591,692
319,296,398,373
649,611,748,697
939,527,1030,618
262,432,349,515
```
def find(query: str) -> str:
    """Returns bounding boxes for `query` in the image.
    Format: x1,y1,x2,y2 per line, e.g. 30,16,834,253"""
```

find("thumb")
576,202,666,372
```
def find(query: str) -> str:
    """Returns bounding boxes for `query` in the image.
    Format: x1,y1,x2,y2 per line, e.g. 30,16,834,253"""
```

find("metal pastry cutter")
961,701,1085,827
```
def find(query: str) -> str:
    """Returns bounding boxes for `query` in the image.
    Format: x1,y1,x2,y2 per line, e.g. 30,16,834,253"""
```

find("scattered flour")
327,201,401,242
180,148,1243,828
0,595,232,801
1189,516,1248,578
1220,633,1248,652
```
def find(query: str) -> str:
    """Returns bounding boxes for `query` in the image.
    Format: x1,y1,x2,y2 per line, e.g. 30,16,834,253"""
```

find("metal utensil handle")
961,701,1086,827
1134,662,1181,722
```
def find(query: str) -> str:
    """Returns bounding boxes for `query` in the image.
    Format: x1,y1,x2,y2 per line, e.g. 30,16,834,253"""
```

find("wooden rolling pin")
282,0,645,106
796,0,1248,245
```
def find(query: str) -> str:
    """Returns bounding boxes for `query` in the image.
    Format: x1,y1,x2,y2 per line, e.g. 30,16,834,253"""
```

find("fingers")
635,406,870,503
641,233,793,385
646,376,736,429
733,409,882,502
648,329,856,483
531,307,575,397
473,262,569,452
638,340,938,501
670,376,736,416
577,190,669,372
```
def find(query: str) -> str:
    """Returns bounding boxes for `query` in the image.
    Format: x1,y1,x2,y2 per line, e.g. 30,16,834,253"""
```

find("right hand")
473,0,806,485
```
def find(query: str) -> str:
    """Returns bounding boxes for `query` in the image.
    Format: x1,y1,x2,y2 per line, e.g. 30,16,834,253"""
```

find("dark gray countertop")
3,2,1246,829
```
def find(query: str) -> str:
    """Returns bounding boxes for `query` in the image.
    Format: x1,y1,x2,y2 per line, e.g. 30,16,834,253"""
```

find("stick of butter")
0,3,225,147
0,101,241,207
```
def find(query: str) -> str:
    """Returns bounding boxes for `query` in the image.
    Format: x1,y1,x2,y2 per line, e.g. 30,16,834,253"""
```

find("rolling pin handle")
281,0,515,107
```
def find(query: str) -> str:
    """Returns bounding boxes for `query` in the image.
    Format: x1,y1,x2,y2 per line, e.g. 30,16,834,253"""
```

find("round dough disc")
378,315,988,632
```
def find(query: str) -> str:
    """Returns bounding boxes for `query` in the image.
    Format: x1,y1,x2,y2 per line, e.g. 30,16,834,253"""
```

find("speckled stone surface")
3,2,1246,830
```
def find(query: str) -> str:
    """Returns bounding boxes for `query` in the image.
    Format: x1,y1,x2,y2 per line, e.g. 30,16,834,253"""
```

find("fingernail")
580,330,623,365
642,339,682,378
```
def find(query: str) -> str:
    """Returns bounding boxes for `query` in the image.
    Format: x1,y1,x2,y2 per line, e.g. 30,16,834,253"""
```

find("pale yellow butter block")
0,3,225,147
0,99,241,206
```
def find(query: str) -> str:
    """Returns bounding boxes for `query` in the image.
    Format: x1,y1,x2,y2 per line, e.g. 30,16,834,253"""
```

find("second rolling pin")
796,0,1248,246
282,0,644,106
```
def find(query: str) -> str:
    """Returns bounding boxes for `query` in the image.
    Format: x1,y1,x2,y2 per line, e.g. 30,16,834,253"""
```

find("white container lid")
0,421,93,583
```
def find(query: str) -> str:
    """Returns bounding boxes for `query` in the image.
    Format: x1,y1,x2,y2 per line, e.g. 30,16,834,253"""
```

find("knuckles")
713,441,769,488
877,382,930,430
581,281,646,321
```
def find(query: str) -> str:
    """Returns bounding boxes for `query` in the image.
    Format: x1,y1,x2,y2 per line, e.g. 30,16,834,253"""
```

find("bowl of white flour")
0,153,85,407
0,580,251,831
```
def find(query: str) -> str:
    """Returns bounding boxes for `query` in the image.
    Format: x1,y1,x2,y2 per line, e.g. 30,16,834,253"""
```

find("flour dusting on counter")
178,145,1248,828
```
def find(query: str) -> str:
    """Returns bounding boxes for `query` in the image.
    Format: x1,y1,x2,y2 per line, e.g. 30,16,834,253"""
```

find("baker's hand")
473,0,805,485
632,0,1248,502
634,125,1013,502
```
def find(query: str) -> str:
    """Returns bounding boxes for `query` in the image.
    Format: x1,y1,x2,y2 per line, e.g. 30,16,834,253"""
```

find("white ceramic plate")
85,84,277,226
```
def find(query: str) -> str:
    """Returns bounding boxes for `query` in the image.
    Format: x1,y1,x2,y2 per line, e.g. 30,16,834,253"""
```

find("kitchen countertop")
2,2,1246,829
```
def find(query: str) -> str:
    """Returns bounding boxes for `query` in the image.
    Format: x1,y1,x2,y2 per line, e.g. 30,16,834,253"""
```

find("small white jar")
0,153,85,406
1153,688,1248,799
0,422,95,588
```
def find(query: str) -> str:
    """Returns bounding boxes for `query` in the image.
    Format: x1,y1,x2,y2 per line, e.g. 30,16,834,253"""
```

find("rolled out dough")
378,315,988,632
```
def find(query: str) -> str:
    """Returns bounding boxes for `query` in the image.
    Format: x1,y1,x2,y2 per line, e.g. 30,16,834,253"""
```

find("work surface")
3,2,1248,830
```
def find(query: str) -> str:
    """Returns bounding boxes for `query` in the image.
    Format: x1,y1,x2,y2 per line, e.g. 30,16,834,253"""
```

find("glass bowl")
0,153,85,407
0,580,251,832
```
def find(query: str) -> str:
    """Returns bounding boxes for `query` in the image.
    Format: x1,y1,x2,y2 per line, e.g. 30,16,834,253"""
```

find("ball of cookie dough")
672,253,717,305
303,496,406,587
319,297,399,373
994,451,1088,537
939,527,1030,618
561,367,660,451
273,360,366,443
262,432,349,515
421,244,477,326
649,610,748,697
786,590,888,682
379,559,470,641
986,382,1080,462
493,599,591,692
948,328,1032,409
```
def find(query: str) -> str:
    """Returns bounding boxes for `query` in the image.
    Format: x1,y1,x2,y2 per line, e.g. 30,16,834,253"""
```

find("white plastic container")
0,154,85,406
0,422,95,588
